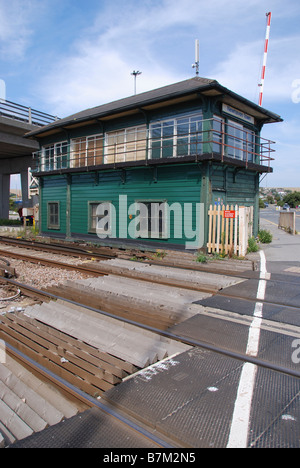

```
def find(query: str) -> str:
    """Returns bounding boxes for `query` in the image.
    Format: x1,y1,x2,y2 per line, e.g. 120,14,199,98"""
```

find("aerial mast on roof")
0,79,6,101
192,40,200,76
131,70,142,95
258,12,272,107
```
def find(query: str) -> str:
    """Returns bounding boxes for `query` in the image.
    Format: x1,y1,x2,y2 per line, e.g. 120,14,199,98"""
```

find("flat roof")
26,77,283,139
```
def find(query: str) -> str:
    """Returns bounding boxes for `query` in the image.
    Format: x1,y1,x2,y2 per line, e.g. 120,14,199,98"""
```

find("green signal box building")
26,77,282,250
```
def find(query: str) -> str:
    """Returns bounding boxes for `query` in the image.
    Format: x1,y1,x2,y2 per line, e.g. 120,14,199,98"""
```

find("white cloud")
38,41,183,117
262,117,300,186
36,1,192,117
211,35,300,107
0,0,38,59
212,41,263,103
35,0,288,116
2,0,295,189
30,0,300,134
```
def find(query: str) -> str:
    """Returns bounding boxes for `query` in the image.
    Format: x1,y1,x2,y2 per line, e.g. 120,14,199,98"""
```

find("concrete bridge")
0,100,57,219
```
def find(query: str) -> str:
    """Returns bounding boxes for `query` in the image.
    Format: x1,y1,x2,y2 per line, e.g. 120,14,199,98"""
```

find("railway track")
0,239,245,296
1,273,300,448
1,272,300,448
0,235,258,279
1,342,174,449
0,273,192,448
1,236,300,447
2,275,300,378
0,236,116,260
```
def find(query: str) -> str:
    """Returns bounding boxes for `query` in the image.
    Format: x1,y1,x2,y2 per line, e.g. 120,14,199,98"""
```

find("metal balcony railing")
31,118,276,173
0,99,58,126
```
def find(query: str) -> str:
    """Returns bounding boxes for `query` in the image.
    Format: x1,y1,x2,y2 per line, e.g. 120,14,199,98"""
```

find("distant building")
26,77,282,250
10,188,22,198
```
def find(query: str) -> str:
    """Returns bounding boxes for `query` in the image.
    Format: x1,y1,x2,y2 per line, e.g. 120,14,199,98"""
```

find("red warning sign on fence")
224,210,236,219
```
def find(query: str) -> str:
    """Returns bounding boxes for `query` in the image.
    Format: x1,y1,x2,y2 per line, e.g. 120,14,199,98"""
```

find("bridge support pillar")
0,173,10,219
20,169,31,209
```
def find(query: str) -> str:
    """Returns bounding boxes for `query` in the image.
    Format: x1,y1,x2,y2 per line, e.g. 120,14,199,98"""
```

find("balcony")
32,118,275,174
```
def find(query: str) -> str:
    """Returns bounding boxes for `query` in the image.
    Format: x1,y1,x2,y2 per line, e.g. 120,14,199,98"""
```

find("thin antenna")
258,12,272,107
131,70,142,95
0,79,6,101
192,40,200,76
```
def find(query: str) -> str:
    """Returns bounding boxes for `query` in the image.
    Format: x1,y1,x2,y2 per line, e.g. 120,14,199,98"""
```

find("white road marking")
227,250,267,448
226,362,258,448
284,267,300,274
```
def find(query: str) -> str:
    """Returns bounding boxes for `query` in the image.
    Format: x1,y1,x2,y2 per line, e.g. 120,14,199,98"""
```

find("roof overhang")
25,78,283,140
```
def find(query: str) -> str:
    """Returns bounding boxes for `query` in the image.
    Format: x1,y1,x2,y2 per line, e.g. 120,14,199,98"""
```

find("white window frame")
104,125,147,164
42,141,68,171
71,134,103,168
149,112,203,159
88,201,112,235
47,201,60,230
135,199,169,239
212,115,225,155
226,120,256,162
227,120,244,160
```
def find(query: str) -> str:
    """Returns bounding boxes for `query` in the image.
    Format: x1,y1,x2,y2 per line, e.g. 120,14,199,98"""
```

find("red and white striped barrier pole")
258,12,272,107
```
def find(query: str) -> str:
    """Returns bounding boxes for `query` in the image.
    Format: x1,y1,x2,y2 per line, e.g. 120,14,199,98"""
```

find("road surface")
260,205,300,234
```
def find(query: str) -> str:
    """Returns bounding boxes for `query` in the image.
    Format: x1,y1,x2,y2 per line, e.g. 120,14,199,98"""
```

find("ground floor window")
47,202,60,229
135,200,168,239
88,201,112,235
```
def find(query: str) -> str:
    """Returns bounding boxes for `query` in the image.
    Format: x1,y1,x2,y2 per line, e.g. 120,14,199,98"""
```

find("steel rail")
1,235,252,278
5,236,300,286
1,276,300,381
0,236,115,260
0,250,220,294
2,240,300,299
0,248,107,277
4,341,174,449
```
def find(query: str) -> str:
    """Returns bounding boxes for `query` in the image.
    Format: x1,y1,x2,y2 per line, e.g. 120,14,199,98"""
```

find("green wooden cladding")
41,162,258,246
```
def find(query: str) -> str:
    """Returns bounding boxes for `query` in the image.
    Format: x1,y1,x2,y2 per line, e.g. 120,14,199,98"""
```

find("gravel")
0,255,91,313
11,259,90,288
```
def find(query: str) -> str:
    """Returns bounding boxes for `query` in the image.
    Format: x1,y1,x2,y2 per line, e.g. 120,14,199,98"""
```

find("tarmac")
259,214,300,272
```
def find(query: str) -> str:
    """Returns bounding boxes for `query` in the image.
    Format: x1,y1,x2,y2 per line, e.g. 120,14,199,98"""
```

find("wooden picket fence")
207,205,253,257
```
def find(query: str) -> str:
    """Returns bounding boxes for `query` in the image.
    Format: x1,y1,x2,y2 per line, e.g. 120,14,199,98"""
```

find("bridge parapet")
0,99,58,127
0,100,58,218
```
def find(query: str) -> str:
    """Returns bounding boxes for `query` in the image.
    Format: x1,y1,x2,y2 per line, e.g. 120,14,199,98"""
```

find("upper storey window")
42,142,68,171
150,113,203,159
33,109,274,173
104,126,147,164
71,135,103,168
227,120,255,162
212,116,256,163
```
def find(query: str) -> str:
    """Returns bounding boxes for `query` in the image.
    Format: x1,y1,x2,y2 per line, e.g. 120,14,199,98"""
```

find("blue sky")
1,0,300,188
